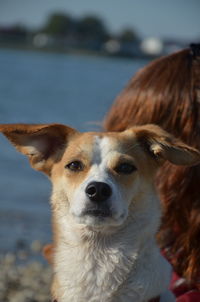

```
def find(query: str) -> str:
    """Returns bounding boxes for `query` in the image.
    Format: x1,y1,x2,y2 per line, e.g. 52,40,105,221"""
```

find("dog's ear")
130,124,200,166
0,124,77,174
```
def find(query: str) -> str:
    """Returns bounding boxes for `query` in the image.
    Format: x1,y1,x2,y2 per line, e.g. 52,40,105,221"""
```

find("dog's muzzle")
84,181,112,217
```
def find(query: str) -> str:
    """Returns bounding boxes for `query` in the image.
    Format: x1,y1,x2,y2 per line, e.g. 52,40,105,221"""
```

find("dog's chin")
72,210,127,230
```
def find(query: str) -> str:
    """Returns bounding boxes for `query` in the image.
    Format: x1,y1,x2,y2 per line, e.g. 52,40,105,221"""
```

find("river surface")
0,48,148,251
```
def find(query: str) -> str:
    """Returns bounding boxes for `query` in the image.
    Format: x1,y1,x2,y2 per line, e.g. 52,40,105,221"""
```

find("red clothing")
170,271,200,302
161,248,200,301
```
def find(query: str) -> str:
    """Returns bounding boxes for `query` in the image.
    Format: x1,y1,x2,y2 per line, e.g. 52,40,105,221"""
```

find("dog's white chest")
54,240,172,302
55,243,137,302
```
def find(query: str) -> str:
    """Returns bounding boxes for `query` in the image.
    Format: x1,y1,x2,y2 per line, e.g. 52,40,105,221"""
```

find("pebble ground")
0,240,52,302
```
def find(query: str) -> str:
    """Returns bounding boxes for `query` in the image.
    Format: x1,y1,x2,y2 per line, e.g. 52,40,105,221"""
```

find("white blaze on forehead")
92,135,114,166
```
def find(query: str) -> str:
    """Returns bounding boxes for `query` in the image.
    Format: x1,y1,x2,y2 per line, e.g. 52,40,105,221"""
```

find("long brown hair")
104,48,200,286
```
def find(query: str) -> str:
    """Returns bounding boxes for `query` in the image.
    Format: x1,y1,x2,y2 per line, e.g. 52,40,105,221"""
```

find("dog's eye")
115,163,137,174
65,161,84,172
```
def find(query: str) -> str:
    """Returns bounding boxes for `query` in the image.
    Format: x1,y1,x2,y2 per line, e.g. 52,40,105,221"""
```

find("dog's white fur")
1,123,200,302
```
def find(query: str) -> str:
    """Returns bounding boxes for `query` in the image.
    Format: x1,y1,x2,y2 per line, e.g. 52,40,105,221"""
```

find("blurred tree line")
0,12,188,59
0,12,140,56
42,12,138,43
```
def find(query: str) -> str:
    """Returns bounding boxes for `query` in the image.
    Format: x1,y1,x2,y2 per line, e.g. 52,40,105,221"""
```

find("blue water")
0,48,148,250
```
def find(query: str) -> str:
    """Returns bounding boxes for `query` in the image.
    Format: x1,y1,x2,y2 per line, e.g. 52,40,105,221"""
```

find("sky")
0,0,200,40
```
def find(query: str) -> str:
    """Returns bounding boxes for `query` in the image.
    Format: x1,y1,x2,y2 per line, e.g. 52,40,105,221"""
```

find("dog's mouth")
73,204,127,229
84,208,111,218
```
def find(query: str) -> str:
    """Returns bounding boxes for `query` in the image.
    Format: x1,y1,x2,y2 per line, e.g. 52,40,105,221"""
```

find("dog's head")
1,124,200,231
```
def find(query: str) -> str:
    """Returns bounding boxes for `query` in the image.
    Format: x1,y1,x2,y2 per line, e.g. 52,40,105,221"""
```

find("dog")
1,123,200,302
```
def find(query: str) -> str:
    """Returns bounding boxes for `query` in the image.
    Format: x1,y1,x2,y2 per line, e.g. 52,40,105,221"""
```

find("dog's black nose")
85,182,112,202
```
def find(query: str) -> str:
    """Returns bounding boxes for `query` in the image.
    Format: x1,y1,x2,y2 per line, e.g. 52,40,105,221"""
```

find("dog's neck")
52,212,162,301
50,189,167,302
54,224,153,302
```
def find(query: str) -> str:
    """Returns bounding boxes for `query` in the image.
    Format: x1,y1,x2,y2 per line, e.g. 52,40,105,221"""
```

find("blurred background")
0,0,199,301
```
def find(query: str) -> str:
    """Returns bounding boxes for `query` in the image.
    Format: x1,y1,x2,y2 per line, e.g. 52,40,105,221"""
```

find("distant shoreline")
0,42,154,61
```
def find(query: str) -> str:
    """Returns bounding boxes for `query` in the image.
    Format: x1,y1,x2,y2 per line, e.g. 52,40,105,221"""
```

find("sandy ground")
0,241,52,302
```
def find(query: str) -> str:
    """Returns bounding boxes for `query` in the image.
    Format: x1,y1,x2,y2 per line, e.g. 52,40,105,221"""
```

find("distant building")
140,37,164,56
